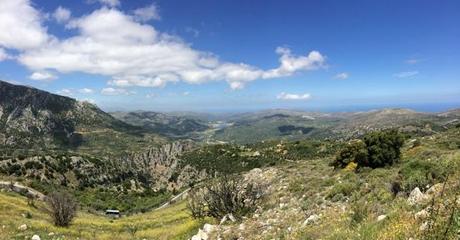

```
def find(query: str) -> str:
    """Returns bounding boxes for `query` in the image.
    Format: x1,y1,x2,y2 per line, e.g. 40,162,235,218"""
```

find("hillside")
0,80,166,156
0,191,200,240
111,111,209,140
212,108,457,143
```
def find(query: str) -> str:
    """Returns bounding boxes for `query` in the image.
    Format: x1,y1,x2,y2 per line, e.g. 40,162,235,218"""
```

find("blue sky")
0,0,459,112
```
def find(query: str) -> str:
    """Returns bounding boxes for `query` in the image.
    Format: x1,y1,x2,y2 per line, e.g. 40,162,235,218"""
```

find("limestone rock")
303,214,320,226
377,215,387,222
18,224,27,231
408,187,426,206
31,235,41,240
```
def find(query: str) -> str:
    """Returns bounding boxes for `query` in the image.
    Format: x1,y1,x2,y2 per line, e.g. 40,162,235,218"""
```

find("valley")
1,80,460,239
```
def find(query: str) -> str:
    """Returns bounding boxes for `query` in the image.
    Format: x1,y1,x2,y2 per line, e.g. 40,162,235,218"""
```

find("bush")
333,140,368,169
187,175,263,220
333,130,405,169
400,159,449,192
46,191,78,227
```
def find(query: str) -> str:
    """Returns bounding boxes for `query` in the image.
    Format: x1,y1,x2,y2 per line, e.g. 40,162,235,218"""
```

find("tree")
333,129,405,169
333,140,368,169
362,129,405,168
46,191,78,227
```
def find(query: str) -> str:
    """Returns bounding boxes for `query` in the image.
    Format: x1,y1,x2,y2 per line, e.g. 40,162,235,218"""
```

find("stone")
377,215,387,222
18,224,27,231
191,229,208,240
426,183,444,198
303,214,320,226
408,187,426,206
415,209,429,221
203,224,216,233
31,235,41,240
420,221,429,231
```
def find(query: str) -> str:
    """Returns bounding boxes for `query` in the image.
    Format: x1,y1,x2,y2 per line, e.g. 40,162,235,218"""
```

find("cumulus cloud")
101,87,135,95
277,92,311,100
78,88,94,94
29,71,57,81
0,0,50,50
2,1,326,90
57,88,73,96
334,72,349,80
133,3,160,21
53,6,71,23
394,71,419,78
0,48,9,61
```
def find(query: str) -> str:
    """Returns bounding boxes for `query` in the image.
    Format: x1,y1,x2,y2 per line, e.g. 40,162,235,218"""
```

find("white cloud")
29,71,57,81
145,93,156,98
277,92,311,100
0,0,49,50
334,72,349,80
183,91,190,96
78,88,94,94
2,2,325,90
133,4,160,22
0,48,9,61
101,87,135,95
57,88,73,96
81,98,96,104
394,71,419,78
53,6,71,23
96,0,120,7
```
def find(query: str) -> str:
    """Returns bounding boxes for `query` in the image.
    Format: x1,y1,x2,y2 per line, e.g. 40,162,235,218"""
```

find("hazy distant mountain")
212,108,458,143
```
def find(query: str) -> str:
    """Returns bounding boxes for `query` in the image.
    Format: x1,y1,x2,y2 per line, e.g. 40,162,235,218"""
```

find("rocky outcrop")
0,80,134,148
127,140,206,190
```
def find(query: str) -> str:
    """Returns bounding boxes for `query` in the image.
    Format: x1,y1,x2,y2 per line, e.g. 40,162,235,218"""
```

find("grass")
0,191,201,240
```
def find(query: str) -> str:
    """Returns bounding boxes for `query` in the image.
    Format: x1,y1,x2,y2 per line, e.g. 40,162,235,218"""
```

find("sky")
0,0,459,112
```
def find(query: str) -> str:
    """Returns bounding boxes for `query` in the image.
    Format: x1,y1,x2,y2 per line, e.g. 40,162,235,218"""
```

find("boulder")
426,183,444,198
18,224,27,231
415,209,430,221
377,215,387,222
408,187,426,206
31,235,41,240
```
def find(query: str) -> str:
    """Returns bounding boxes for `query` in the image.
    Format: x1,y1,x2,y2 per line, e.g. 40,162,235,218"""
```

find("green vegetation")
334,129,405,169
0,191,200,240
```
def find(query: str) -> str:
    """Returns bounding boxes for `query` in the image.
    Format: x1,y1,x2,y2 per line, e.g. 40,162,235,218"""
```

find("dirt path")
155,188,191,211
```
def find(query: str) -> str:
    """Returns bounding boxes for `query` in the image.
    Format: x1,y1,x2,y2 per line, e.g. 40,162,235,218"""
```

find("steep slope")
0,80,165,154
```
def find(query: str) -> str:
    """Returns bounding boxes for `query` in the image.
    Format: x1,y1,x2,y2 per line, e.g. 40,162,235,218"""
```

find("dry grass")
0,191,201,240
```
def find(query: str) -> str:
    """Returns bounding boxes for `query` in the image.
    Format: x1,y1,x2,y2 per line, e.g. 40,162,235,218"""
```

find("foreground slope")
0,191,201,240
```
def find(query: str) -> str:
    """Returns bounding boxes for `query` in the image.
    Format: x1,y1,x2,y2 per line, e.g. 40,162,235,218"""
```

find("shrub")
46,191,78,227
362,129,405,168
333,140,368,169
333,130,405,169
187,175,263,220
400,159,449,192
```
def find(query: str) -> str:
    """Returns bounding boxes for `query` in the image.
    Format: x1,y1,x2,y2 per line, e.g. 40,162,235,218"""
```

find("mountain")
211,108,459,143
111,111,209,139
0,80,165,154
